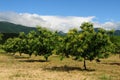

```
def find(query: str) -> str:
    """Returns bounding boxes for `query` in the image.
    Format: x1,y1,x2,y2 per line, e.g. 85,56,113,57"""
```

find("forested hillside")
0,21,36,33
0,21,120,35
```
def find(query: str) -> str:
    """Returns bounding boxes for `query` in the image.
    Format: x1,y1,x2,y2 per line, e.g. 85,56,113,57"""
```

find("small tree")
36,27,55,61
110,36,120,58
57,22,113,70
3,38,20,54
80,23,113,69
56,28,79,59
17,32,27,56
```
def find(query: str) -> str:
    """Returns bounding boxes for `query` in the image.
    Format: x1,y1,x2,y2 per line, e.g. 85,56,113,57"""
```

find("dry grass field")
0,52,120,80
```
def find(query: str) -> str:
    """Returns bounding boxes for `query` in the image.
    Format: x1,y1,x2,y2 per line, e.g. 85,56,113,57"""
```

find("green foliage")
1,33,18,44
110,36,120,54
3,38,20,54
57,22,113,69
0,33,3,51
3,27,57,61
0,21,36,33
0,33,3,41
2,22,114,68
36,27,56,60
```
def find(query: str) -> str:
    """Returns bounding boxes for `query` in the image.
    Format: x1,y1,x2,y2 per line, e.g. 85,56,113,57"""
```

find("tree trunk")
29,53,32,58
45,56,48,61
83,57,87,70
19,53,22,56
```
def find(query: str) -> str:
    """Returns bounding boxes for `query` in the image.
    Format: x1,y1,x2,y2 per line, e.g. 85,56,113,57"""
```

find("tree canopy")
3,22,114,69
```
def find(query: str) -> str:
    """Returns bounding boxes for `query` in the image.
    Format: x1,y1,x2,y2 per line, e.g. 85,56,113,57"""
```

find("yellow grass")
0,53,120,80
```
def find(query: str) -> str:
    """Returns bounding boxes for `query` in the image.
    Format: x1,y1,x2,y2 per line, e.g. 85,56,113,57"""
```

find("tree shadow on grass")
14,55,30,59
43,65,95,72
102,62,120,66
19,59,48,63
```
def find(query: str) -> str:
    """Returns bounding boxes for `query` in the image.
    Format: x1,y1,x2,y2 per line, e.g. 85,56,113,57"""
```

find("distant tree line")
0,33,19,44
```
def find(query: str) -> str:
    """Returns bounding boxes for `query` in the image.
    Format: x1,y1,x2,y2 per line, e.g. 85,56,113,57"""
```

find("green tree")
17,32,27,56
110,36,120,58
18,31,41,57
36,27,55,61
58,22,113,70
0,33,3,50
80,23,113,69
0,33,3,41
3,27,56,61
3,37,20,54
56,28,79,59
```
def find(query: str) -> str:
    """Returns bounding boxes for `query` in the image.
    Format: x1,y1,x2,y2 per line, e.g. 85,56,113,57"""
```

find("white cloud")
93,21,120,30
0,12,120,32
40,16,95,32
0,12,47,27
102,22,120,30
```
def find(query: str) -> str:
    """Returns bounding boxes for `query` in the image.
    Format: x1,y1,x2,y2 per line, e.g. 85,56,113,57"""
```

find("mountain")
58,29,120,36
0,21,36,33
0,21,120,36
113,30,120,36
0,21,37,44
57,31,66,36
94,28,120,36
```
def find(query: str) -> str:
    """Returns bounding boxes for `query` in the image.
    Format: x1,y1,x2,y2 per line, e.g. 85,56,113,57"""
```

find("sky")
0,0,120,32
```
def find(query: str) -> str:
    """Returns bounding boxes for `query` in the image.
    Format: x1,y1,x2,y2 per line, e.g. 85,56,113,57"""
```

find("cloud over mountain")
0,12,120,32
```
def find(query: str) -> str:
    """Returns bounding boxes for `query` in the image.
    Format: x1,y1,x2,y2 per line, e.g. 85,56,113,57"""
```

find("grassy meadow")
0,52,120,80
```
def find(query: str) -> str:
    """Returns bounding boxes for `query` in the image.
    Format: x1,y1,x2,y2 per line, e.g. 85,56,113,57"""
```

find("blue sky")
0,0,120,22
0,0,120,32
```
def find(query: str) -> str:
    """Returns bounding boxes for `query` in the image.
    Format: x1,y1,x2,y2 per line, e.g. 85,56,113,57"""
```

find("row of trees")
1,22,117,69
110,35,120,57
3,27,57,60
